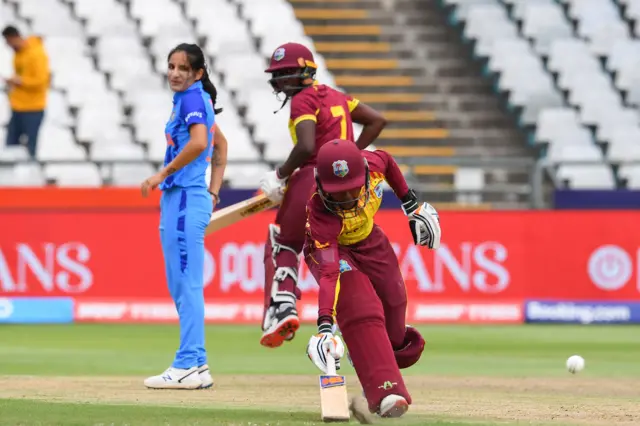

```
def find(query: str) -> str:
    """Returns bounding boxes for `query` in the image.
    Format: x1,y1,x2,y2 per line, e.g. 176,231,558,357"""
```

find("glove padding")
306,327,345,374
408,202,441,249
260,170,287,203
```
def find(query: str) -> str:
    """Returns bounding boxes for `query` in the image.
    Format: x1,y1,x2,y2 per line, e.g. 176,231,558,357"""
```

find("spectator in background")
2,26,50,159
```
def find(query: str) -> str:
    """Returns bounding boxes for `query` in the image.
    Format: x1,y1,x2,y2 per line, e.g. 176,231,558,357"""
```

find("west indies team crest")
332,160,349,178
273,47,285,61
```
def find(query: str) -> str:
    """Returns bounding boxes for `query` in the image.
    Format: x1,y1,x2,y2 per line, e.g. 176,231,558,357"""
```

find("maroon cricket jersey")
288,83,360,167
304,150,410,322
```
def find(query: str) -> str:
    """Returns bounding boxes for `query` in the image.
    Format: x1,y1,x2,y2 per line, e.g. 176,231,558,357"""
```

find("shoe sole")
145,383,203,390
380,399,409,418
260,316,300,348
198,382,214,390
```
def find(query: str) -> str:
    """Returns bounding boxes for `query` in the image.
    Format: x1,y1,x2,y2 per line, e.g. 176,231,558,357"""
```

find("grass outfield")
0,324,639,425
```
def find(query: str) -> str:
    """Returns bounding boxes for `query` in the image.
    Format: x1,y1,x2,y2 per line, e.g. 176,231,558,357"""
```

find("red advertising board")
1,210,639,323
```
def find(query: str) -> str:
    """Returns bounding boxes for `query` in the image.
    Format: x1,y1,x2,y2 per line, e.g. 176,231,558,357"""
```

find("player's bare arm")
208,125,228,206
277,120,316,178
351,102,387,150
141,123,208,197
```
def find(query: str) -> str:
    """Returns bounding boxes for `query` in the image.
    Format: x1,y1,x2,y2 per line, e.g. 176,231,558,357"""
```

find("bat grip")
326,354,337,376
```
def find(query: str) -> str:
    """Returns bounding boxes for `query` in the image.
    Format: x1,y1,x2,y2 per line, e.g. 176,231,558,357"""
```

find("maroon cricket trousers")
305,225,413,412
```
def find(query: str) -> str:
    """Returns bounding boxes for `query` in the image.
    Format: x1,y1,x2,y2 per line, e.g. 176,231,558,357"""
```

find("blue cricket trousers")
159,186,212,369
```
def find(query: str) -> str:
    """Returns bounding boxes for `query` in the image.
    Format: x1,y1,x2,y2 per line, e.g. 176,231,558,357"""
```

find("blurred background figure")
2,25,50,159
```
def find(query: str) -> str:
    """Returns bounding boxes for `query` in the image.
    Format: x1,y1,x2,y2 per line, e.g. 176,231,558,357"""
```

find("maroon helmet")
315,139,370,214
265,42,317,99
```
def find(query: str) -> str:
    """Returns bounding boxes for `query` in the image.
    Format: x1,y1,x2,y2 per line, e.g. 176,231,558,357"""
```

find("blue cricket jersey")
161,81,215,190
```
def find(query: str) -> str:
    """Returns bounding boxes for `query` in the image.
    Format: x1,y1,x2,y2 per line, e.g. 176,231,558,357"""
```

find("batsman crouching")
303,139,441,417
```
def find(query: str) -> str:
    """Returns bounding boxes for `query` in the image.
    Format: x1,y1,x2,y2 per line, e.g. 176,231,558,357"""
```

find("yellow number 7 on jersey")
330,105,347,139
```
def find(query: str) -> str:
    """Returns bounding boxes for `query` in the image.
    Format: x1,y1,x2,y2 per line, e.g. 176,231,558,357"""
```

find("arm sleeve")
306,198,343,324
290,91,319,127
180,93,208,127
20,50,49,89
373,150,410,199
345,94,360,113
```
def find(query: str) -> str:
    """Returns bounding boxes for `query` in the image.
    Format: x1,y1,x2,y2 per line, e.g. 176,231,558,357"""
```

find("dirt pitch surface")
1,375,639,425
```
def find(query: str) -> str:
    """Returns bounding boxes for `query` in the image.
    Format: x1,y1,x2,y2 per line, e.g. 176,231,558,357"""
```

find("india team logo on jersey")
274,47,285,61
332,160,349,178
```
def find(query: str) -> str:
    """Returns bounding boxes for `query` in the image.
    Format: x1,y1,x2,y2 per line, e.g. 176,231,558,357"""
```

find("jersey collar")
173,80,203,103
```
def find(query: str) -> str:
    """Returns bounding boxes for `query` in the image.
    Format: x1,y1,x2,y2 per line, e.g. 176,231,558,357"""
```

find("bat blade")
319,358,350,422
205,193,279,236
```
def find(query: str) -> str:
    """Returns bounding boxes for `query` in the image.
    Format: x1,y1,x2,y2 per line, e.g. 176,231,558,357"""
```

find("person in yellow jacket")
2,26,50,159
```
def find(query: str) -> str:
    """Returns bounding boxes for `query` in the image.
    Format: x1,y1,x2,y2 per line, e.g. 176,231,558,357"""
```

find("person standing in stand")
2,25,50,159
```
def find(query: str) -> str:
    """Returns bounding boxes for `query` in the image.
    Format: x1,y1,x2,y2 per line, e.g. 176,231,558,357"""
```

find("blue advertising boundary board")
554,190,640,209
0,297,75,323
525,300,640,324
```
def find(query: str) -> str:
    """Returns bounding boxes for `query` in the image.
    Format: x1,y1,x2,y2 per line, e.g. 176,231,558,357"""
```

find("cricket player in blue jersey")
141,43,228,390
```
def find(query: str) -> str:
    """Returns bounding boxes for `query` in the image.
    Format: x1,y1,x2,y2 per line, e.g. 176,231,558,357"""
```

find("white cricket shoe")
197,364,214,389
379,394,409,418
144,366,202,390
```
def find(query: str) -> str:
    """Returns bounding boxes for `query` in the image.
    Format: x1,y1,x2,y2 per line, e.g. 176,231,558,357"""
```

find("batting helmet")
265,42,317,98
315,139,370,214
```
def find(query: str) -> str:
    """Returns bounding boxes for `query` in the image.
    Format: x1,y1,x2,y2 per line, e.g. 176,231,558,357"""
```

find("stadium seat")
90,138,145,162
0,145,30,162
0,93,10,126
110,162,157,186
37,127,87,161
0,163,45,186
222,163,271,188
454,168,484,204
44,163,102,187
547,143,603,163
556,164,616,189
619,165,640,189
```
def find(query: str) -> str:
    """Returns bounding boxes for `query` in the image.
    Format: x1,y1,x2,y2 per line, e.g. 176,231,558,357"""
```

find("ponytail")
168,42,223,115
201,68,223,115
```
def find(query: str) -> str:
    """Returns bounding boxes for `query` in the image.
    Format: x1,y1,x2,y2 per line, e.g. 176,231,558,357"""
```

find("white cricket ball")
566,355,585,374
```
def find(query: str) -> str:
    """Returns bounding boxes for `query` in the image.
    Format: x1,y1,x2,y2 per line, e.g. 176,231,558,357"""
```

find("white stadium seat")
44,163,102,187
0,163,45,186
556,164,616,189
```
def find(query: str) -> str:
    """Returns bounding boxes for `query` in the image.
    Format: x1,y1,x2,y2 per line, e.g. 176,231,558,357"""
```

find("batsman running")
259,42,387,348
303,139,441,418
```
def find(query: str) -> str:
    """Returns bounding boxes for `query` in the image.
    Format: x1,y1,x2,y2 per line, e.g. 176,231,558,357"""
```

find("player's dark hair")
1,26,20,38
168,43,223,114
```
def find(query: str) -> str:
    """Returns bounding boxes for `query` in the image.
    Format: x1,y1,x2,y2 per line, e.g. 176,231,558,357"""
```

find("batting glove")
306,323,344,374
408,202,441,249
260,169,287,203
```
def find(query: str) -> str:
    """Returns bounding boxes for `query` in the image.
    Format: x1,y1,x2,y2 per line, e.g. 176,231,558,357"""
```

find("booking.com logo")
587,245,633,291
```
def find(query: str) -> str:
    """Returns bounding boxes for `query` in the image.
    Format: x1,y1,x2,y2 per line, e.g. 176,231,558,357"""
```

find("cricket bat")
319,356,350,422
205,193,279,236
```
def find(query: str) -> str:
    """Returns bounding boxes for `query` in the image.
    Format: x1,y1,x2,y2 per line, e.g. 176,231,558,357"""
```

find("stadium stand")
0,0,638,206
449,0,640,191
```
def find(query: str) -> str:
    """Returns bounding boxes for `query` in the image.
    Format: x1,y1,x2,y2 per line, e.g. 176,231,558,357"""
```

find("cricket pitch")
1,374,638,425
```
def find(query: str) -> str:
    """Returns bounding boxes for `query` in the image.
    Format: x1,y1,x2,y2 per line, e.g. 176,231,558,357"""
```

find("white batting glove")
306,324,345,374
260,170,287,203
408,202,441,249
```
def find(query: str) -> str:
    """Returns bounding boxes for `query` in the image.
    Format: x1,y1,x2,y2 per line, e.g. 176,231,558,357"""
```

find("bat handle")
326,354,337,376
